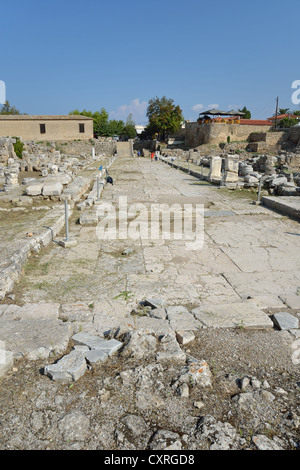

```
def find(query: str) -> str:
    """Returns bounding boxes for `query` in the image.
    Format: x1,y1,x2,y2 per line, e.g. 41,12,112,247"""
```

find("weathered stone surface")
59,302,94,323
208,156,222,182
144,298,165,309
0,303,60,321
0,319,72,360
79,211,99,225
85,348,108,364
44,349,87,382
72,332,107,349
166,305,201,331
25,183,44,196
176,330,195,345
252,434,283,450
272,312,299,330
195,415,245,450
121,330,157,359
0,347,14,378
279,294,300,310
177,356,212,388
156,331,186,365
42,182,63,197
192,303,273,329
57,411,90,442
149,429,182,450
72,332,122,356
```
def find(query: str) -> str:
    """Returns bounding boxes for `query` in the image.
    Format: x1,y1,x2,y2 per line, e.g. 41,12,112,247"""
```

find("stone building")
0,115,94,141
185,120,273,147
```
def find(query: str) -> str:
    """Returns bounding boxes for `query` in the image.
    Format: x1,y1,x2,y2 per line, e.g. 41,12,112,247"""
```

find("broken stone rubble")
44,332,123,382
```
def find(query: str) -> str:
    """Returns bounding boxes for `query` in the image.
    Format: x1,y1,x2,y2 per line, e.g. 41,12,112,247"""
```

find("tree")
122,113,136,139
69,108,110,137
238,106,251,119
278,108,290,115
278,117,299,128
146,96,184,140
107,119,124,136
0,100,21,115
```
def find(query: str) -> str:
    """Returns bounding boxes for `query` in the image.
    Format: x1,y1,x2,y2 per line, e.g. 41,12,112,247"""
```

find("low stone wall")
289,126,300,145
55,139,117,157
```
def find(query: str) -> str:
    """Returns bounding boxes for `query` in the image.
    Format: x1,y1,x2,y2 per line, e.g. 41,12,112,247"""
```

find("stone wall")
289,126,300,145
185,122,272,147
55,139,117,157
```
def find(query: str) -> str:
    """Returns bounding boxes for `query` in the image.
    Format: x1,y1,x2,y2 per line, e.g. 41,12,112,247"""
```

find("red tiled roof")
268,114,299,121
240,119,272,126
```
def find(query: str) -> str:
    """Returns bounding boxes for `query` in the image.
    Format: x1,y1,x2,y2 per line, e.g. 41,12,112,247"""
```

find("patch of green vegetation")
114,290,134,302
12,137,25,159
217,187,258,201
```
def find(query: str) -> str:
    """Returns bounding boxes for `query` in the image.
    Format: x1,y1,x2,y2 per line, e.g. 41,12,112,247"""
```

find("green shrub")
278,118,299,128
13,137,24,159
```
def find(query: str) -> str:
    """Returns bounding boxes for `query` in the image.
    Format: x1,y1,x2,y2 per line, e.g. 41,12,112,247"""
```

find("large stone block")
44,349,87,382
26,183,44,196
42,182,63,196
209,156,222,181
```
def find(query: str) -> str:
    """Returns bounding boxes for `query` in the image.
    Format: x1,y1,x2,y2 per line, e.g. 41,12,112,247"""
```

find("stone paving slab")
0,318,73,360
272,312,299,330
72,332,122,356
0,303,60,320
166,305,201,331
192,302,274,329
279,294,300,310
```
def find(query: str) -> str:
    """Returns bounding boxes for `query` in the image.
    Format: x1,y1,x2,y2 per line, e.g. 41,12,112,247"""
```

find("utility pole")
274,96,279,130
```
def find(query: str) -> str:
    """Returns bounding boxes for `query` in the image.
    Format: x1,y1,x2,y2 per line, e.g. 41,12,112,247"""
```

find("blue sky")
1,0,299,124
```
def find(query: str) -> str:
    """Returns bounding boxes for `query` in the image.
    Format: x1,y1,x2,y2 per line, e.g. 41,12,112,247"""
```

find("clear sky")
1,0,299,124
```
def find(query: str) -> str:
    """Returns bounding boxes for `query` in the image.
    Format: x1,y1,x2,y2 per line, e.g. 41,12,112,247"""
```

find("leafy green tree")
13,137,24,159
278,108,290,115
69,108,110,137
146,96,184,140
107,119,124,136
0,100,21,115
278,117,299,128
238,106,251,119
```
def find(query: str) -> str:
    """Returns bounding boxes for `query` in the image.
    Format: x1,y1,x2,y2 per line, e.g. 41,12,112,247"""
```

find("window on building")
40,124,46,134
79,123,85,133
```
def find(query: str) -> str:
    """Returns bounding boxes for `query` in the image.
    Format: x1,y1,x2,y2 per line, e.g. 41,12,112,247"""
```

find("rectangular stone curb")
261,196,300,220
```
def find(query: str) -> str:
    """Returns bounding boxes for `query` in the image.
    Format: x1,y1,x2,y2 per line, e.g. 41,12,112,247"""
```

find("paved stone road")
1,151,300,360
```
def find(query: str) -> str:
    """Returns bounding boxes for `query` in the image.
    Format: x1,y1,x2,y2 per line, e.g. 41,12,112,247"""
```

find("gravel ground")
0,326,299,451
